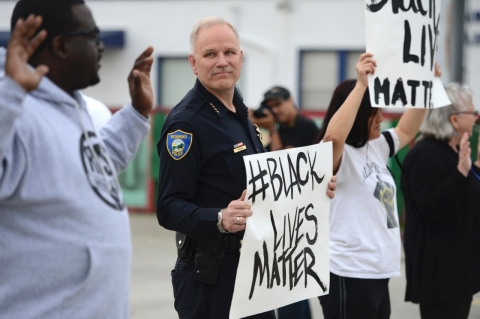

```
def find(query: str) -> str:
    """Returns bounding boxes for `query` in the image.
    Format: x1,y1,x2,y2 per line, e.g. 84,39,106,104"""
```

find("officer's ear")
189,54,198,76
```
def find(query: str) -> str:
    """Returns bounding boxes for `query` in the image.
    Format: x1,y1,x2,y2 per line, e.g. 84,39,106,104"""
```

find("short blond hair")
189,16,240,53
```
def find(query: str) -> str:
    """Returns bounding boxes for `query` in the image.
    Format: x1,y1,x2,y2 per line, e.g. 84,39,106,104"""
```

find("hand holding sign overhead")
356,53,377,88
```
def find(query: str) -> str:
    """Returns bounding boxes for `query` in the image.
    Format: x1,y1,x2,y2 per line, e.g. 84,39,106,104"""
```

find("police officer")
156,16,336,319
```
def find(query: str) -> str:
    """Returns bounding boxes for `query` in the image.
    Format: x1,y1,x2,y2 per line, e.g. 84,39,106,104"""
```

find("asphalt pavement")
129,213,480,319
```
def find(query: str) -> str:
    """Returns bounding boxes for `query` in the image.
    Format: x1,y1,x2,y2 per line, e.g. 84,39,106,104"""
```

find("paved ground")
130,213,480,319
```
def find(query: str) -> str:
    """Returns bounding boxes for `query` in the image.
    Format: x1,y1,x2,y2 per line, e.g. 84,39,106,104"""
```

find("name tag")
234,145,247,153
233,142,247,153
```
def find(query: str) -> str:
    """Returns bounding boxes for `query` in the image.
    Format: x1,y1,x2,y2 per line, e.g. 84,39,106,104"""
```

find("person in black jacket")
401,83,480,319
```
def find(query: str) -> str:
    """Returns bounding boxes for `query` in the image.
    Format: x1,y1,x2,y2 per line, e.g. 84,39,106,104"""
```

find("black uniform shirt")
157,79,266,239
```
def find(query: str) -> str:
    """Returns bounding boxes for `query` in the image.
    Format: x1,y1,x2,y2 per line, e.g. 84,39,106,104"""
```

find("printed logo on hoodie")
79,132,125,210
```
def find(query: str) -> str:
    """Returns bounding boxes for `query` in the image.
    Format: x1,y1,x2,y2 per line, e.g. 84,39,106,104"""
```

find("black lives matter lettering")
247,151,325,203
367,0,440,108
246,150,326,299
248,205,326,299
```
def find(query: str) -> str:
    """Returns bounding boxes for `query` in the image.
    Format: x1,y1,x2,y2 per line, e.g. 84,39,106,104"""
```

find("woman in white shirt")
316,53,433,319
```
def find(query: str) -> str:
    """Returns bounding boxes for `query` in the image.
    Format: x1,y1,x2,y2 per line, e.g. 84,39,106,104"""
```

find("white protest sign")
366,0,450,108
465,0,480,111
229,143,332,319
431,77,451,108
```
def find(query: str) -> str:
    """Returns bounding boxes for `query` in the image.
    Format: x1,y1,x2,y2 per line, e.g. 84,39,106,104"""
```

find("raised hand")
6,15,49,91
221,190,253,233
128,46,154,118
457,132,472,177
356,52,376,89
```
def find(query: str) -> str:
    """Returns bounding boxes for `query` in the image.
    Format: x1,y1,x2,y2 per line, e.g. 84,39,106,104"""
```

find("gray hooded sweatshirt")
0,47,150,319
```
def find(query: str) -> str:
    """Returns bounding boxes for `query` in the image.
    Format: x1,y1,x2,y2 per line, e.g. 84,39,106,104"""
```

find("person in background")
250,86,319,152
0,0,154,318
156,16,337,319
401,83,480,319
316,53,435,319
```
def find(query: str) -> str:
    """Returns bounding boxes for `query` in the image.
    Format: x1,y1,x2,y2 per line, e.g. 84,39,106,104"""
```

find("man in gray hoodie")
0,1,154,318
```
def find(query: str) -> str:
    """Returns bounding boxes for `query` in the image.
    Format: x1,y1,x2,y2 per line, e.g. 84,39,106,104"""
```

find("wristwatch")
217,209,228,233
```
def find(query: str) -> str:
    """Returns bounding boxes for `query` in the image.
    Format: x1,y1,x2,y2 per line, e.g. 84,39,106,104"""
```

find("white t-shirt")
82,93,112,130
329,128,401,279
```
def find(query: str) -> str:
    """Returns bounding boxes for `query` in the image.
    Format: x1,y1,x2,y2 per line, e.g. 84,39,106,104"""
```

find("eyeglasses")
451,111,479,117
60,27,101,44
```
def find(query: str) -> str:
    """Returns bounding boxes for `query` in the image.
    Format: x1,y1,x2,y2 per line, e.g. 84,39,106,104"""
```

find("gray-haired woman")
401,83,480,319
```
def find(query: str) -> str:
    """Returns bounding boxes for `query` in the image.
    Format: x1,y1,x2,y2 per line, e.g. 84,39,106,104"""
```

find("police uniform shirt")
157,79,266,239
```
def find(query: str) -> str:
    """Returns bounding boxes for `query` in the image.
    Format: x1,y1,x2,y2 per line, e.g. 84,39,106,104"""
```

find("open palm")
6,15,49,92
128,46,154,118
458,132,472,177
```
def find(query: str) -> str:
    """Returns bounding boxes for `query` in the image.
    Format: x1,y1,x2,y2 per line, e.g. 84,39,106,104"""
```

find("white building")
0,0,477,110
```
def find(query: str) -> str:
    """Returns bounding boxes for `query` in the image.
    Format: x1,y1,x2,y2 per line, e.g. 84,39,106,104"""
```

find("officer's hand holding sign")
220,190,252,232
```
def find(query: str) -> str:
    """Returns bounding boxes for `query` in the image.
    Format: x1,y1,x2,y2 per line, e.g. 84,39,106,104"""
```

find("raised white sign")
366,0,450,108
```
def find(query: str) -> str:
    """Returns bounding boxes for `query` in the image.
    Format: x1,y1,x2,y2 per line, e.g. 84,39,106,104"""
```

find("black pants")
277,300,311,319
171,253,276,319
419,299,472,319
319,272,391,319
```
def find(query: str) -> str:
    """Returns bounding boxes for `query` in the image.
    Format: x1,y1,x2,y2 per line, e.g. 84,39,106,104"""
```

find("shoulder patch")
166,130,193,160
